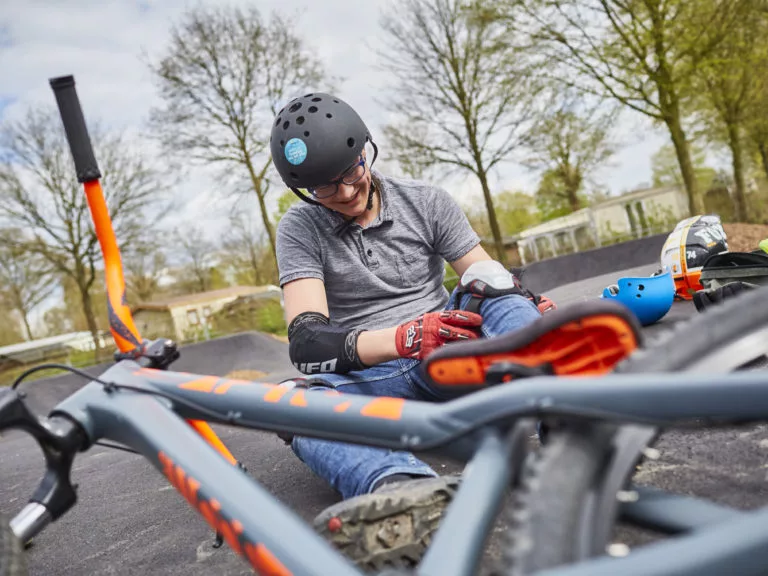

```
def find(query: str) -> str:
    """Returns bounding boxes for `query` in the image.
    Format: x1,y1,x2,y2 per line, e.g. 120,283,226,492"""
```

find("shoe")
313,475,461,571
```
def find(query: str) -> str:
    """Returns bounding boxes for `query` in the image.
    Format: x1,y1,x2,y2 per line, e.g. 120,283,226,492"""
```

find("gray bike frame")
22,360,768,576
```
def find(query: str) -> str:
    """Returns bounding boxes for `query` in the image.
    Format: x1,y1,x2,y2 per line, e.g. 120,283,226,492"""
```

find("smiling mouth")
339,191,361,205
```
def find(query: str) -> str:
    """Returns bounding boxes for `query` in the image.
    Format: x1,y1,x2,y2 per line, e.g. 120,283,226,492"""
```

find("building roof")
132,285,280,312
0,331,98,358
594,185,683,209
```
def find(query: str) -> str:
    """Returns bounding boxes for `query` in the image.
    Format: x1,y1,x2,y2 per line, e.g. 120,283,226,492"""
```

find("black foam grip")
49,75,101,182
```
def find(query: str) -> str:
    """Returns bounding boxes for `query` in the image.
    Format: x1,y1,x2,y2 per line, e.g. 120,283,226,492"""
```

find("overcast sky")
0,0,674,232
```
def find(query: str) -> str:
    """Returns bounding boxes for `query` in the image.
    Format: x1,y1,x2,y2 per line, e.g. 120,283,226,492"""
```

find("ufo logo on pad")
285,138,307,165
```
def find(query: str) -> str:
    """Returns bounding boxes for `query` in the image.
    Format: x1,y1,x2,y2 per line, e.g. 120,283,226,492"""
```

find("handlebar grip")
49,75,101,182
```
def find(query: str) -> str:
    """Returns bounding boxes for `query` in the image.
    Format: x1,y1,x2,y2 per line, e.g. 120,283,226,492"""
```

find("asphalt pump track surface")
2,264,768,575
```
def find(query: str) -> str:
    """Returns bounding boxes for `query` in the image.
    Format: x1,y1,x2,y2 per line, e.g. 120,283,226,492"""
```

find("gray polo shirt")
276,171,480,330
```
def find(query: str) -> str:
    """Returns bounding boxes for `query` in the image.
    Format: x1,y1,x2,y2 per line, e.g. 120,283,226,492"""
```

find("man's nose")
337,181,356,198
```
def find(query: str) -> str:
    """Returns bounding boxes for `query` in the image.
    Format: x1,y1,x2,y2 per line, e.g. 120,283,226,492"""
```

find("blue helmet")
601,271,675,326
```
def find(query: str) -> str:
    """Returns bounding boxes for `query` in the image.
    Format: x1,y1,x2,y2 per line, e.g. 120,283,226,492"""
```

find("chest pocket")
396,248,433,288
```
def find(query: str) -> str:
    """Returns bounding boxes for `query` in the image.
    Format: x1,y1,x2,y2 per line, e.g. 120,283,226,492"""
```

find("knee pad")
456,260,555,314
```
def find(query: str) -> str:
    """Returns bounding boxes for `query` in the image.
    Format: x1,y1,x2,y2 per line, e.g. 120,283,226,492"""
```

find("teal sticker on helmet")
285,138,308,165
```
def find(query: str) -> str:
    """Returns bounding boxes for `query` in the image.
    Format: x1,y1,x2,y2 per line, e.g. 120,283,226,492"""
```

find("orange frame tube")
83,180,237,466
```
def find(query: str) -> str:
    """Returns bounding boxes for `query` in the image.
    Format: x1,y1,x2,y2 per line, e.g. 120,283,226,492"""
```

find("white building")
509,185,689,264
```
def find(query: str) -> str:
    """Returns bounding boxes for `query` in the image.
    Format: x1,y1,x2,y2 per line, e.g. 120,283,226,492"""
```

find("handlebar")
47,73,239,467
49,76,101,183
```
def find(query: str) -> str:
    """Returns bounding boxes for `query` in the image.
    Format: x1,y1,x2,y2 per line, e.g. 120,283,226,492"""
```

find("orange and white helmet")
660,215,728,299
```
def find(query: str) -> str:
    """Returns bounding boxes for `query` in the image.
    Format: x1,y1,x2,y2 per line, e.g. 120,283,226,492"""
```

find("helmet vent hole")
308,106,318,113
312,96,322,102
326,113,333,118
275,117,281,126
334,99,340,103
638,284,645,291
282,121,290,129
290,172,299,179
297,116,305,125
280,140,285,147
304,93,313,97
304,131,310,137
347,137,355,148
289,102,302,113
636,293,642,298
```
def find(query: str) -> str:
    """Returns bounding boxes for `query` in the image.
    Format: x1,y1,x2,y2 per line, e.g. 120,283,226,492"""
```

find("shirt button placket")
361,231,378,269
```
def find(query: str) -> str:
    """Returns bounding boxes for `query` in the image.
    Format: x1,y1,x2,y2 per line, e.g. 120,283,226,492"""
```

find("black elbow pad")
287,312,366,374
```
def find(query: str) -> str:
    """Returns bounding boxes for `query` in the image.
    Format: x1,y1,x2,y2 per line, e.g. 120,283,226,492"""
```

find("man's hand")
395,310,483,360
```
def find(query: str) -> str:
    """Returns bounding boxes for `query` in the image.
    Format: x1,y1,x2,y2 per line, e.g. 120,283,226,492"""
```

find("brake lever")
0,389,87,543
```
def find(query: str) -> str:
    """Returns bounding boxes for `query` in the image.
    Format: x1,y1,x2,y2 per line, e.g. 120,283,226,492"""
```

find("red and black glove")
395,310,483,360
532,294,557,314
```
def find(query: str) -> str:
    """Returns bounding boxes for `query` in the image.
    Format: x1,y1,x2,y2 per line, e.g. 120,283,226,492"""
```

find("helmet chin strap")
364,141,379,212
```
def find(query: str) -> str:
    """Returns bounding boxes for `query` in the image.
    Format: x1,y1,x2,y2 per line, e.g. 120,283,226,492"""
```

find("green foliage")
523,98,618,214
465,190,541,236
211,295,287,336
535,170,588,222
273,190,301,224
651,144,716,193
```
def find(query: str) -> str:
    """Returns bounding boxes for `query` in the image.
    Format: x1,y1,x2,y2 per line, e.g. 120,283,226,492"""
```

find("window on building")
187,309,200,325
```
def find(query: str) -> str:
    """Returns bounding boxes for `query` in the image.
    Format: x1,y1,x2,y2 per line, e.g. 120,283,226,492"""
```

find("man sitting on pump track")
271,92,553,568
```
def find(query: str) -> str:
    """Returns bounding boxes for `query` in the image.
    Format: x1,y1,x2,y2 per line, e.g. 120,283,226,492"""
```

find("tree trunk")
563,166,582,212
244,154,277,271
666,112,702,215
196,271,208,293
477,166,508,268
8,288,34,340
77,278,102,360
656,59,701,216
21,311,34,341
248,244,260,285
726,121,749,222
757,141,768,182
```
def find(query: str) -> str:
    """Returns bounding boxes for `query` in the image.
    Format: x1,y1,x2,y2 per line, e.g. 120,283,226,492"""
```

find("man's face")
313,151,371,218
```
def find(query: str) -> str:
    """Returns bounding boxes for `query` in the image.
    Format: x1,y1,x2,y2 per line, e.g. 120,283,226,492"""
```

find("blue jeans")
291,289,542,499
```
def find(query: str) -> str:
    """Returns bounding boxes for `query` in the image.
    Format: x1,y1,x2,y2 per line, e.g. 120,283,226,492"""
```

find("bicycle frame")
5,362,768,575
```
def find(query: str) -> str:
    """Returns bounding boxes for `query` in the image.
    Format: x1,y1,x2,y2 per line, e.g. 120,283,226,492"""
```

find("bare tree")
124,240,168,304
0,108,167,350
148,5,328,268
174,226,217,293
221,211,277,286
380,0,541,266
487,0,751,216
0,229,56,340
523,95,618,212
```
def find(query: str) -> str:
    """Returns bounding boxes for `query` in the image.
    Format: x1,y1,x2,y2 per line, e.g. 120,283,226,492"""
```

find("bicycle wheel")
499,285,768,575
0,515,27,576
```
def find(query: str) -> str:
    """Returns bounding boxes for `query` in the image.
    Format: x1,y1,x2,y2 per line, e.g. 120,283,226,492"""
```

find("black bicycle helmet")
270,93,377,198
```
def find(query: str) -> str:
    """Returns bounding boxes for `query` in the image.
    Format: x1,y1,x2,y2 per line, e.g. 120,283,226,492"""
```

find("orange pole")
83,180,143,353
83,180,238,466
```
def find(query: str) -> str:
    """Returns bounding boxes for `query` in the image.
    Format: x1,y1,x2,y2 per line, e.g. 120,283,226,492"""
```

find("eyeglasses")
308,156,367,199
